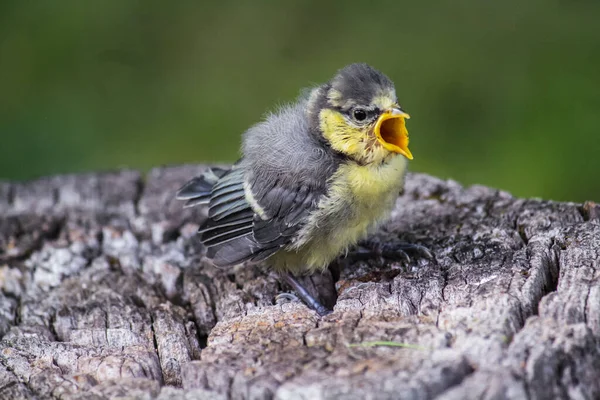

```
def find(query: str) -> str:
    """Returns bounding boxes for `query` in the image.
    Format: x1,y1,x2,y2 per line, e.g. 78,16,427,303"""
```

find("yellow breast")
271,155,408,272
341,155,407,202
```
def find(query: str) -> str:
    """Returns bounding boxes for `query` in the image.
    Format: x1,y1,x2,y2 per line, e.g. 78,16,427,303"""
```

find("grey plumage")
177,63,410,272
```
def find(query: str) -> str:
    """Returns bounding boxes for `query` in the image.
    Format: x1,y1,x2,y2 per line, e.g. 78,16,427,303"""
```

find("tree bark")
0,165,598,400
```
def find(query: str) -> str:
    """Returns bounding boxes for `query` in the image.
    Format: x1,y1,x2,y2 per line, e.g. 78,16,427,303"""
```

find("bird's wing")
197,167,253,245
186,164,323,267
248,177,321,252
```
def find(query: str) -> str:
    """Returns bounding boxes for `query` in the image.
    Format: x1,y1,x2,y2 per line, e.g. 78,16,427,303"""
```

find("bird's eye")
353,109,367,122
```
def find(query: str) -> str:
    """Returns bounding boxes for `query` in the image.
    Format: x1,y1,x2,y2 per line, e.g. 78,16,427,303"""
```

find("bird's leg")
349,237,434,264
280,273,332,316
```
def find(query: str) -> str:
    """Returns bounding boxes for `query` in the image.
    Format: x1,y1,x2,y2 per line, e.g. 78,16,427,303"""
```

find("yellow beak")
374,108,413,160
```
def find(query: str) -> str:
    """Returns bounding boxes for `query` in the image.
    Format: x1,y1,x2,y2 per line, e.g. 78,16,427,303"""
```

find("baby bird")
177,63,426,315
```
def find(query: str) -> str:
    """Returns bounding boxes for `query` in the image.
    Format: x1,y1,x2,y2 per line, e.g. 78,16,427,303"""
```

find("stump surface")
1,166,599,399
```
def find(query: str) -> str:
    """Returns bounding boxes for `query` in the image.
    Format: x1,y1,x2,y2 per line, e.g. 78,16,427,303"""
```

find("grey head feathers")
329,63,395,109
306,63,397,128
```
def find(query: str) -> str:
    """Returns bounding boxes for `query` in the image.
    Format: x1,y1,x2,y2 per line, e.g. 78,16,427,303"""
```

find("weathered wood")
0,166,598,400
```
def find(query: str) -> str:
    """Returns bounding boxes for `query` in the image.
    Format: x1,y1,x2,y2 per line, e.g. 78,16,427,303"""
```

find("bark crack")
7,183,15,207
133,172,146,218
150,313,160,357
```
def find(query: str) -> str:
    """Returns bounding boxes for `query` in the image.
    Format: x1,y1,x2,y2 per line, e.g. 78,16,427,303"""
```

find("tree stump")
0,165,598,400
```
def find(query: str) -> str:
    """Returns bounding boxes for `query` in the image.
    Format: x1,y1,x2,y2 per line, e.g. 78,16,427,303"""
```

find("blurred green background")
1,0,599,202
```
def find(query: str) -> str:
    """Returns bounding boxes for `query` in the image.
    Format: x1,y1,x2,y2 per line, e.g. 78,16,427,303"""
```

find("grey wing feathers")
251,181,317,246
176,166,284,267
176,167,228,208
204,177,320,266
177,164,323,268
207,168,246,218
193,167,254,247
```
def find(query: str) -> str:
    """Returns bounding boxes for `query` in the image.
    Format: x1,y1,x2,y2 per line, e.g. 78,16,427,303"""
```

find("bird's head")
307,63,412,164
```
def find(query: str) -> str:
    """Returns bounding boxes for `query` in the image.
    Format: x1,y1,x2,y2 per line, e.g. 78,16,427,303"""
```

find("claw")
391,243,435,261
380,245,411,263
349,238,435,265
275,292,300,305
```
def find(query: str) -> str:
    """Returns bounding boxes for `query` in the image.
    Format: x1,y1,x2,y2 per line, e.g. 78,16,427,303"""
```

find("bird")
177,63,430,315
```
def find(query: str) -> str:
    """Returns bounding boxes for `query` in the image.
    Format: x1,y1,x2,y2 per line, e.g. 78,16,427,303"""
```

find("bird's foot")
351,238,435,265
279,273,332,316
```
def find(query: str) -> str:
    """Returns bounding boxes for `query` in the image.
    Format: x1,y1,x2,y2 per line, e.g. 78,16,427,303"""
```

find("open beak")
374,108,413,160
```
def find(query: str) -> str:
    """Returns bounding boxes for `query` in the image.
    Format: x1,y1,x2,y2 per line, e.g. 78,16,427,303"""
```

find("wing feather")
250,181,322,248
198,209,254,234
178,155,331,267
202,226,254,247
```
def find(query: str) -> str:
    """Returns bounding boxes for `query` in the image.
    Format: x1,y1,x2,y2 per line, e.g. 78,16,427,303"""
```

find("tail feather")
183,195,210,208
176,167,229,206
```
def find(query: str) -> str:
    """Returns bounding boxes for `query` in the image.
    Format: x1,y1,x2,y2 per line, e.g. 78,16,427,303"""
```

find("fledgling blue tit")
177,63,422,315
